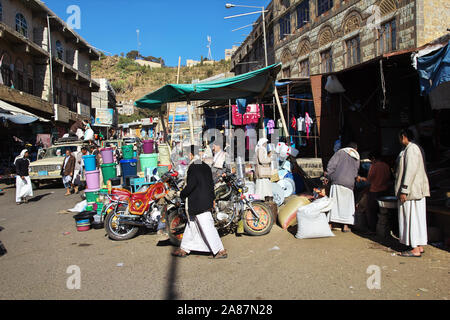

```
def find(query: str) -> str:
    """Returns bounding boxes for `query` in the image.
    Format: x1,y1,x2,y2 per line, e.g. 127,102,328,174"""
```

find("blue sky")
42,0,271,67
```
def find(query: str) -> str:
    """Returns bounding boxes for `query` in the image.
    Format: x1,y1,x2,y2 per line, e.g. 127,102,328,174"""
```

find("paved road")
0,183,449,300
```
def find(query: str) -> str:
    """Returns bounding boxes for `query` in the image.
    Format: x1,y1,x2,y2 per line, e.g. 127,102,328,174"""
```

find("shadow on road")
29,193,52,202
164,251,179,300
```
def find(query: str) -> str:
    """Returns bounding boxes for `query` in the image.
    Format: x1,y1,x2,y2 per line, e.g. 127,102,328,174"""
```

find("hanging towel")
305,112,313,139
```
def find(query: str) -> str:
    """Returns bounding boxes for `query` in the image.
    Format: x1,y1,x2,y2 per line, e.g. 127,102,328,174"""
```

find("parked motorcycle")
165,170,274,246
103,171,182,241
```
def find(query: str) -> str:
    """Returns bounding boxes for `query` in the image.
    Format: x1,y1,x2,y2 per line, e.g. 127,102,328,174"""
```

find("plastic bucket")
139,153,158,172
133,151,137,158
73,211,96,232
100,147,114,164
96,203,104,215
85,189,99,203
100,163,117,185
83,155,97,171
121,145,134,159
142,140,154,154
120,159,138,184
85,170,100,190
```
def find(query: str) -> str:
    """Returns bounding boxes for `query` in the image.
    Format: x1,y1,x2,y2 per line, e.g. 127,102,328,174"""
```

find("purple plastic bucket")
85,170,100,190
100,147,114,164
142,140,154,154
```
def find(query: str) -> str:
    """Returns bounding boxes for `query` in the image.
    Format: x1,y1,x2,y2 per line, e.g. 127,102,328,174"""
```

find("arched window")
15,58,24,91
0,52,11,86
55,40,64,59
15,13,28,37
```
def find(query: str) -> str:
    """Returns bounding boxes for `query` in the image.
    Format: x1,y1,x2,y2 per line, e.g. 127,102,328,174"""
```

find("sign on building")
95,108,114,126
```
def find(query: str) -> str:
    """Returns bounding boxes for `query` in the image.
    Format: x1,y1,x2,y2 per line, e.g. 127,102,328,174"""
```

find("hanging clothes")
236,99,247,115
267,120,275,134
305,112,313,139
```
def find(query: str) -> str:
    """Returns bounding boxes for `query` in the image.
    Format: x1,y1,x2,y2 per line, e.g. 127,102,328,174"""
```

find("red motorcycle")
103,172,181,241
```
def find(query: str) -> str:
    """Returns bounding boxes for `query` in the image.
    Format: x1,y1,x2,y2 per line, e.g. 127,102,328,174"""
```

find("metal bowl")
377,196,398,209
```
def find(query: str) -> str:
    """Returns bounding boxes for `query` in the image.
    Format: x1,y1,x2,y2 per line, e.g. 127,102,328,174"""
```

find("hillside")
91,56,232,104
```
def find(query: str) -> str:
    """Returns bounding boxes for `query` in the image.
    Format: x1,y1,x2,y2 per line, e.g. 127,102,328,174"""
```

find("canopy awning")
0,99,50,124
134,63,282,110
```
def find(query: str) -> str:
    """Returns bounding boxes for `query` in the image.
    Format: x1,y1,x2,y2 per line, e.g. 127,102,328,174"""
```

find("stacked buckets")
139,140,158,177
83,154,100,210
100,148,118,185
121,144,138,185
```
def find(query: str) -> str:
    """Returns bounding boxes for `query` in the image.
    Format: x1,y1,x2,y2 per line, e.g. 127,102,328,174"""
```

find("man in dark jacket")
172,145,227,259
15,149,33,204
62,149,76,196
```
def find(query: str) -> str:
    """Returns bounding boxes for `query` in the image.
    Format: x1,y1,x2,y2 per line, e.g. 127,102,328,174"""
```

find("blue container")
120,159,138,184
83,155,97,171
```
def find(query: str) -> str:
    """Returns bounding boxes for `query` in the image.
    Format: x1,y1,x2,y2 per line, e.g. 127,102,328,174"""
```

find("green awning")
134,63,281,109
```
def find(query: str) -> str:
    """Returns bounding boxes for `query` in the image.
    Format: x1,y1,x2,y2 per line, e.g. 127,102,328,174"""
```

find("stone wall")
416,0,450,47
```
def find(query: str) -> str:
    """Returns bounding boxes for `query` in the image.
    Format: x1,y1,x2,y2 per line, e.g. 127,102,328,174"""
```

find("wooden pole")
187,98,195,145
274,87,289,137
169,56,182,146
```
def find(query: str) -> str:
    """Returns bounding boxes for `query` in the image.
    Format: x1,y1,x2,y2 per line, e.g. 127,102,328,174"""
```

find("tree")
120,52,125,58
126,50,140,60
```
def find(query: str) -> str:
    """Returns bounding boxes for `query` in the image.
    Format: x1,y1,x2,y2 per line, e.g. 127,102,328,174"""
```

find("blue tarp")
417,41,450,96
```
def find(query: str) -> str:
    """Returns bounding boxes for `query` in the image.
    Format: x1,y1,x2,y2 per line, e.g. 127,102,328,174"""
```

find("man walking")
395,129,430,257
172,145,227,259
325,142,360,232
62,149,76,196
14,149,33,205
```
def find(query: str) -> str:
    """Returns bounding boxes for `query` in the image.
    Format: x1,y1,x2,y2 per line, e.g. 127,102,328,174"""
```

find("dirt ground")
0,183,449,300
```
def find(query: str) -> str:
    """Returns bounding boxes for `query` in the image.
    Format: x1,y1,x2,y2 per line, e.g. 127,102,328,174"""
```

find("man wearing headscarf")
325,142,360,232
211,140,227,182
171,145,227,259
14,149,33,205
61,149,76,196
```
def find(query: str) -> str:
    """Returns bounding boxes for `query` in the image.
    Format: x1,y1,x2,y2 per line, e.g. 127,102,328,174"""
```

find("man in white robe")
14,149,33,205
395,129,430,257
172,145,227,259
325,142,360,232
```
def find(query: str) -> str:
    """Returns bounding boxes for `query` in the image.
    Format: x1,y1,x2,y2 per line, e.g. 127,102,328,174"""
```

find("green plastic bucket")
100,163,117,185
157,164,170,176
121,144,134,159
139,153,159,172
85,190,99,203
96,203,104,215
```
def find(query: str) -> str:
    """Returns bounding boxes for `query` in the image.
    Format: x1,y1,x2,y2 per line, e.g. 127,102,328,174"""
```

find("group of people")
323,129,430,257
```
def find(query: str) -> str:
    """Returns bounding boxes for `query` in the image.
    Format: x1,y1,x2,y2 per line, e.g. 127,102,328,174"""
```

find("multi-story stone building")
0,0,100,133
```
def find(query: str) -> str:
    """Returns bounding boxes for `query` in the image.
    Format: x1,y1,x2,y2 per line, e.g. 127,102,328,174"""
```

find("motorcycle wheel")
104,204,139,241
166,208,187,247
242,202,274,236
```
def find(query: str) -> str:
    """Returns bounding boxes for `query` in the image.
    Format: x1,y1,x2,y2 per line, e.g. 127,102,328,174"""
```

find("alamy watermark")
366,265,381,290
66,5,81,30
66,265,81,289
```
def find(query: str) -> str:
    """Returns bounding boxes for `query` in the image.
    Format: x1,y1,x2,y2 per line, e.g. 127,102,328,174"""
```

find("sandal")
171,249,188,258
399,250,421,257
209,250,228,259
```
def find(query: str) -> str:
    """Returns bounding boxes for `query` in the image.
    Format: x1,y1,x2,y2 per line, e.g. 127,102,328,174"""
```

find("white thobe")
398,198,428,248
180,211,224,255
327,184,355,225
16,176,33,203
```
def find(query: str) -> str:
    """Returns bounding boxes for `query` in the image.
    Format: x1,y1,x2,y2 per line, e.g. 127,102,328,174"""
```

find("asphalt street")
0,183,449,300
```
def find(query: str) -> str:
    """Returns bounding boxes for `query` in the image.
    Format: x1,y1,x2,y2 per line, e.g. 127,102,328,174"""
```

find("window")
279,13,291,40
55,40,64,60
282,66,291,78
15,59,24,91
345,36,360,67
15,13,28,37
27,64,33,95
378,20,397,54
320,49,332,73
0,52,11,86
299,59,310,77
317,0,333,16
0,1,3,22
296,1,310,29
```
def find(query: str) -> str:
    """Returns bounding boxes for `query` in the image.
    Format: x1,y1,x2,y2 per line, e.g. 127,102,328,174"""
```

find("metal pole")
262,7,268,67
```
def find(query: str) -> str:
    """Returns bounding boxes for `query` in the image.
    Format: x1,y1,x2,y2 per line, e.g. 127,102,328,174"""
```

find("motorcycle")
164,170,274,246
103,171,182,241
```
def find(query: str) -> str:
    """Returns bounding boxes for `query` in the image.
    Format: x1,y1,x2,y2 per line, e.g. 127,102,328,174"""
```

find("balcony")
0,22,49,58
0,84,53,115
53,57,99,89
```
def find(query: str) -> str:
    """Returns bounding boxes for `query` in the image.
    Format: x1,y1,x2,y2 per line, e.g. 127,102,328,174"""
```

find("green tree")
126,50,140,60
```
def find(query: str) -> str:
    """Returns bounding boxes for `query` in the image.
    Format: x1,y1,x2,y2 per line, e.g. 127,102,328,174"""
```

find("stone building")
0,0,100,133
231,0,450,78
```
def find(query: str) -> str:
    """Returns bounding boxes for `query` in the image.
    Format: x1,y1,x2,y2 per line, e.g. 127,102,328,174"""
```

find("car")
29,139,86,189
